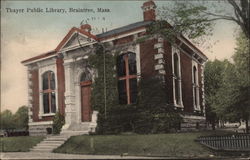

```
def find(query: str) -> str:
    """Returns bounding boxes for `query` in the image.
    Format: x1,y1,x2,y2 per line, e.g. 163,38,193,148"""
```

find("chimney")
141,0,157,21
80,24,91,33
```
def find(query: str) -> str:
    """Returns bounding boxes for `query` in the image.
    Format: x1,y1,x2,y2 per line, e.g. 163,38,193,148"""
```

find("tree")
13,106,28,130
0,106,29,130
0,110,14,130
157,0,249,42
212,33,250,133
204,60,228,129
230,33,250,133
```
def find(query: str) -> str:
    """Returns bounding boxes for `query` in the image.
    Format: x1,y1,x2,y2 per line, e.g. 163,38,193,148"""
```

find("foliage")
89,45,182,134
89,44,123,134
204,60,228,128
0,110,14,130
204,33,249,132
13,106,28,130
134,76,182,134
0,106,28,130
157,0,249,45
224,33,250,132
52,112,65,134
0,136,44,152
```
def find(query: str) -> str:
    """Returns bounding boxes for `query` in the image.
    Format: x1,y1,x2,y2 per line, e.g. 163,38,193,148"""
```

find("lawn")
54,131,231,157
0,136,44,152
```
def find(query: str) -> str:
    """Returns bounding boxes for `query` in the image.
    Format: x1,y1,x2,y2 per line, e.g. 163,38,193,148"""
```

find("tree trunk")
212,122,215,130
245,118,249,134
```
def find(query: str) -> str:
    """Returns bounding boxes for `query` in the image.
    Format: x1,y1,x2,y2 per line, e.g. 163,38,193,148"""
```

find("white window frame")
172,46,183,108
192,60,200,111
38,61,58,118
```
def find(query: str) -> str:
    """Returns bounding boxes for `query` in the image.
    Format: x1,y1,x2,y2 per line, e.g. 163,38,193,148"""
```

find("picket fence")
196,134,250,151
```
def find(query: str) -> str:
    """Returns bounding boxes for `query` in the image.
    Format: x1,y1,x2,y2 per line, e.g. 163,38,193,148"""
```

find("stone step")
33,145,57,149
41,140,65,144
30,148,53,152
61,130,89,135
45,137,68,141
36,143,63,147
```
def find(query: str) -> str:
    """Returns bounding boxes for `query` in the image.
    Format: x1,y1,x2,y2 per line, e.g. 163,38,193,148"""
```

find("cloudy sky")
1,1,239,112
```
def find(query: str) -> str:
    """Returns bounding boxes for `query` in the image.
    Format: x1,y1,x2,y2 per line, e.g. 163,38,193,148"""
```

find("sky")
1,0,239,112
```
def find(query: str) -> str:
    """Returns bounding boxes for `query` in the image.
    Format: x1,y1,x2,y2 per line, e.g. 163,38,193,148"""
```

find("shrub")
134,76,182,134
52,112,65,134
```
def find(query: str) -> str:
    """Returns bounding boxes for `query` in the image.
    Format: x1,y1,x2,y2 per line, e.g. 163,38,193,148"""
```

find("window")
117,52,137,104
80,71,92,82
192,65,200,110
172,51,183,107
42,71,56,114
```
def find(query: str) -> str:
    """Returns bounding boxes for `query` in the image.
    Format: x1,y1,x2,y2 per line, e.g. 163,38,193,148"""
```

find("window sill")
194,109,201,113
41,113,56,117
174,103,184,109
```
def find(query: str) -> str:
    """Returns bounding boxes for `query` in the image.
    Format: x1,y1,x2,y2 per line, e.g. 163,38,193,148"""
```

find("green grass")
0,136,44,152
54,131,231,157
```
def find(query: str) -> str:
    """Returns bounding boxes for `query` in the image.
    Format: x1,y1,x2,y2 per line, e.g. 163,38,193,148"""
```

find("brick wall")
163,40,173,104
56,58,65,115
139,38,158,78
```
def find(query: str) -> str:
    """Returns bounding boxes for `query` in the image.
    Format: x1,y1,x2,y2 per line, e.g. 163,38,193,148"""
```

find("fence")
196,134,250,151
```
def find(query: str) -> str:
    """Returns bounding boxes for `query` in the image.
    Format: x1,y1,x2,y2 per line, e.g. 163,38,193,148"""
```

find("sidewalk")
1,152,161,160
1,152,249,160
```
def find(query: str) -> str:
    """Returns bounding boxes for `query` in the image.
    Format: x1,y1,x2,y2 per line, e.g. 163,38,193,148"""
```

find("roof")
22,20,207,64
96,21,153,39
21,50,56,64
22,27,98,64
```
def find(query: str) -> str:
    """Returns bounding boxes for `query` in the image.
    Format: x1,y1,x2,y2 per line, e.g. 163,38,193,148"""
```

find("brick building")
22,0,208,136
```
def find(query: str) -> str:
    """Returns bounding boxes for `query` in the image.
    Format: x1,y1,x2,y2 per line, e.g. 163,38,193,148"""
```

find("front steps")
30,124,92,152
30,134,70,152
30,118,98,152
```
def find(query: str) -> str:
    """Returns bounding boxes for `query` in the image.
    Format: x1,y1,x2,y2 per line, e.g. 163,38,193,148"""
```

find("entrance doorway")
80,80,92,122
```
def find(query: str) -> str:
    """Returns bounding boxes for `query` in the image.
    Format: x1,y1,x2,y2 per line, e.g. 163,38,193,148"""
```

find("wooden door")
80,81,92,122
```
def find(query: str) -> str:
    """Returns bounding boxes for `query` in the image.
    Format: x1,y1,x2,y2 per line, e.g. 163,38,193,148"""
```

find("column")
62,62,76,130
27,67,33,123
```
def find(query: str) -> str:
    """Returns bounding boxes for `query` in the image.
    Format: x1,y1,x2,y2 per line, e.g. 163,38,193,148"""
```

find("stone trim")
201,65,205,115
154,36,166,75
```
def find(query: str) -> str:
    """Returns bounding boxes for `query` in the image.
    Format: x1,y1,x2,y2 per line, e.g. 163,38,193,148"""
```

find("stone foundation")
28,122,53,136
181,115,206,131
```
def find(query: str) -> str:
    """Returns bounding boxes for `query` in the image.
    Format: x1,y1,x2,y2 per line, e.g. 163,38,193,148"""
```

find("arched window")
42,71,56,114
117,52,137,104
80,71,92,82
172,52,182,106
192,65,199,109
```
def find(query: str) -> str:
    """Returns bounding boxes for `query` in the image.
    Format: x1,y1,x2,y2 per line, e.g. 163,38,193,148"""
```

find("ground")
1,130,249,159
0,136,44,152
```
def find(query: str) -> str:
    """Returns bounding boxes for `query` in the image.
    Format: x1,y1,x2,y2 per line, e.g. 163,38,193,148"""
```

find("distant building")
22,0,208,136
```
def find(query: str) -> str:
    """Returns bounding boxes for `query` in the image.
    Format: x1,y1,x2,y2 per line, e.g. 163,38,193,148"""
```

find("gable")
62,33,93,49
55,27,98,53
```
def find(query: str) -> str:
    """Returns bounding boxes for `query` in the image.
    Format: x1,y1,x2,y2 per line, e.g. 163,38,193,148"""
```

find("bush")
96,105,137,134
134,76,182,134
52,112,65,134
95,76,182,134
